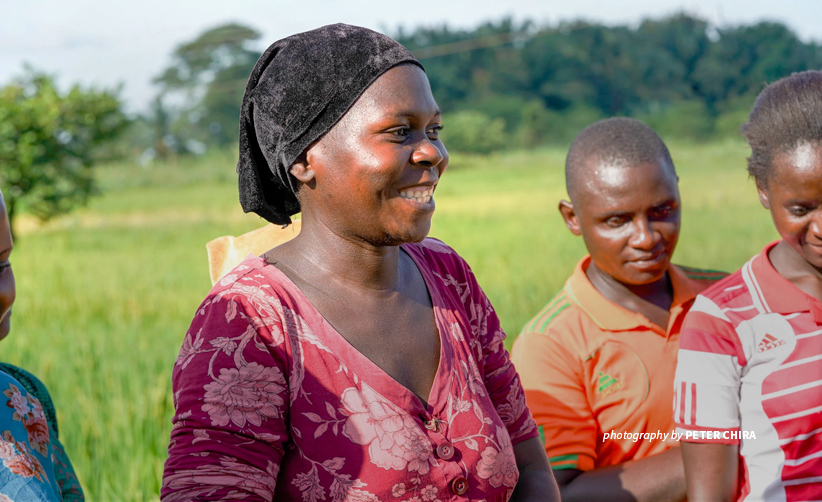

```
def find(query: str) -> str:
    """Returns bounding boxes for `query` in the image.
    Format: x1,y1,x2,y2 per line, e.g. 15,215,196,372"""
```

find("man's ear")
756,181,770,210
559,200,582,236
289,152,315,184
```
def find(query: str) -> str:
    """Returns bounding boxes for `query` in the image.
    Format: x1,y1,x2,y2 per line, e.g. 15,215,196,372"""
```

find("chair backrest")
206,220,302,285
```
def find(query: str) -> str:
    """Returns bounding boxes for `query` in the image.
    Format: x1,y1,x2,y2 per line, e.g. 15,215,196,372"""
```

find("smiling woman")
675,70,822,502
161,24,560,502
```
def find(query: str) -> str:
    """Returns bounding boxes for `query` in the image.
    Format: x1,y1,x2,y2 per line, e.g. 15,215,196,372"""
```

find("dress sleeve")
0,364,85,500
674,295,744,444
161,278,291,501
458,259,539,446
51,438,84,501
510,329,597,471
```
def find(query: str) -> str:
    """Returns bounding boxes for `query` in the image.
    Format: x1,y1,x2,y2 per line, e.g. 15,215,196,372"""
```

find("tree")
395,15,822,146
153,23,261,149
0,69,128,236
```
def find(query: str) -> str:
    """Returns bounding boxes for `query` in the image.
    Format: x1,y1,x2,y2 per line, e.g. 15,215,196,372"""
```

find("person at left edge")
0,189,84,501
161,24,560,502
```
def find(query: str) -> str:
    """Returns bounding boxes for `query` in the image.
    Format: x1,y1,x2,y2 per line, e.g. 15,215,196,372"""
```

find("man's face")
562,159,681,286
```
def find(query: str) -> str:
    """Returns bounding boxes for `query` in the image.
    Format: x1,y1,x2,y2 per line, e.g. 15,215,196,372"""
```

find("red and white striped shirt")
674,241,822,502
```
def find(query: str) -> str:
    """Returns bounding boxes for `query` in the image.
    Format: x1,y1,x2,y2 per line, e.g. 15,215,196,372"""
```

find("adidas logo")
597,371,621,395
757,334,785,353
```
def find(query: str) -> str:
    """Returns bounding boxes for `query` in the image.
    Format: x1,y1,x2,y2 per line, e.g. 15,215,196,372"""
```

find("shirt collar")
750,240,822,318
566,255,697,332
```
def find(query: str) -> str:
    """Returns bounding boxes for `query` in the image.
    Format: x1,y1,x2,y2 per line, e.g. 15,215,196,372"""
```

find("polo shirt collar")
566,255,697,332
750,240,822,320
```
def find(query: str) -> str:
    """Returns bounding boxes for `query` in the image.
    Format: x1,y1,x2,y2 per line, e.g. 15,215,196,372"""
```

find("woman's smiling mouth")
399,186,435,204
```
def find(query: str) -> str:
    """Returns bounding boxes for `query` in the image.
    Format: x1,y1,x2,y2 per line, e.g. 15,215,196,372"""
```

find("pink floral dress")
162,239,538,501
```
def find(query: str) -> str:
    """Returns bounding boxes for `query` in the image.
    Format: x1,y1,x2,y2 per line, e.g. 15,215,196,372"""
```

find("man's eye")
651,206,671,219
606,217,627,227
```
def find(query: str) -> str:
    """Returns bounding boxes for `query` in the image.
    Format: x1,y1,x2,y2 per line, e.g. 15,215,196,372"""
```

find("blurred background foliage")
142,14,821,157
0,70,128,235
2,13,822,231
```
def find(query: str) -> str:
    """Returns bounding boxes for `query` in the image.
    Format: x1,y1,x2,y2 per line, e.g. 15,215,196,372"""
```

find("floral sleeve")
447,247,538,445
161,274,291,502
0,363,85,500
51,438,84,501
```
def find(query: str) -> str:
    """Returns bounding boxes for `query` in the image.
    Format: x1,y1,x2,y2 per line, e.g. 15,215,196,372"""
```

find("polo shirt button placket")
450,476,468,495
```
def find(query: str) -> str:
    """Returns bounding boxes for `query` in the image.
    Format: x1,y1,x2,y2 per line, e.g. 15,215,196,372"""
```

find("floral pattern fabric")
0,364,83,501
0,372,62,501
162,238,538,501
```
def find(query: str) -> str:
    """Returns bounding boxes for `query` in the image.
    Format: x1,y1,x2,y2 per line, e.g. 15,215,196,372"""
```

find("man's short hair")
565,117,675,201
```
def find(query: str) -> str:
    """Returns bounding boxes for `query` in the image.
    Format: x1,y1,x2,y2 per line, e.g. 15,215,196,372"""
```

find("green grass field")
4,140,778,500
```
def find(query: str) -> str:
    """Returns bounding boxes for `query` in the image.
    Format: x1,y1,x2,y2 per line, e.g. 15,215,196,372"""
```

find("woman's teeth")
399,187,433,203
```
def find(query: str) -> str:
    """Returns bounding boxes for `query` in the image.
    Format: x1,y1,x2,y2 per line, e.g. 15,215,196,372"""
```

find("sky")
2,0,821,113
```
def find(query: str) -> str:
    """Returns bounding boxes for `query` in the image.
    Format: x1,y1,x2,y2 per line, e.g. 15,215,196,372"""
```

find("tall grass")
4,140,777,500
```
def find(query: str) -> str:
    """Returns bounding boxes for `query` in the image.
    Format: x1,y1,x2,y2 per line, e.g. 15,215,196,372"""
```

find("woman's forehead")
350,65,438,119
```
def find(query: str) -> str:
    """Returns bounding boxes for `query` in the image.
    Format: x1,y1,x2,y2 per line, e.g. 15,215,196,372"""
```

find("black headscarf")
237,23,423,225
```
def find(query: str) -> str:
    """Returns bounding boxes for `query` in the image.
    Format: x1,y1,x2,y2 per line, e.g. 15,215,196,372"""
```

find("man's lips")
628,253,667,266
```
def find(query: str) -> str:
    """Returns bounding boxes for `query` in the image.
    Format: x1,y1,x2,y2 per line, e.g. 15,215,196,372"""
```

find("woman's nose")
412,136,446,170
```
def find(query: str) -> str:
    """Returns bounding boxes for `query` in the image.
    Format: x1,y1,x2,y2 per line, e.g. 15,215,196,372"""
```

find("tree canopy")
0,70,128,235
396,14,822,148
153,23,261,153
148,16,822,153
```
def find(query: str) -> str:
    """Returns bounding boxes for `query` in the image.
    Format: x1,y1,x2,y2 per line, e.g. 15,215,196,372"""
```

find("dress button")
451,476,468,495
436,442,454,460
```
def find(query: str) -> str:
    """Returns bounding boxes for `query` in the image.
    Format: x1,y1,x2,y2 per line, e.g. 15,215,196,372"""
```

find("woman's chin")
399,221,433,245
367,217,433,246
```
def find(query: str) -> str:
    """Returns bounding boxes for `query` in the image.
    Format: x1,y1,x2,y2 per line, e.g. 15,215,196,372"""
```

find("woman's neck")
279,217,404,293
769,241,822,302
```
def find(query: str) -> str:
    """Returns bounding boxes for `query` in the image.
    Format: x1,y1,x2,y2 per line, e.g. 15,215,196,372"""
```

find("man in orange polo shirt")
511,118,725,501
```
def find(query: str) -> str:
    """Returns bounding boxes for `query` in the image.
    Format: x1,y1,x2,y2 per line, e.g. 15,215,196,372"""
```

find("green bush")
468,95,531,132
714,94,757,139
441,110,507,154
635,100,715,141
515,101,603,147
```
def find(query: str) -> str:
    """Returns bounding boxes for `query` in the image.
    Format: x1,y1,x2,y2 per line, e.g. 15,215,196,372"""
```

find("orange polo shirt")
510,256,725,471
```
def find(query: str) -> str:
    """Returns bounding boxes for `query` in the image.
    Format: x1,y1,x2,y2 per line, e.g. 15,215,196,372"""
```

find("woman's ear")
756,181,771,210
289,152,315,184
559,200,583,236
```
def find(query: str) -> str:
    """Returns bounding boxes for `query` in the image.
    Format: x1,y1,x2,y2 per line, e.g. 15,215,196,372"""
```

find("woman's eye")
788,206,810,216
390,127,410,139
426,125,443,139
